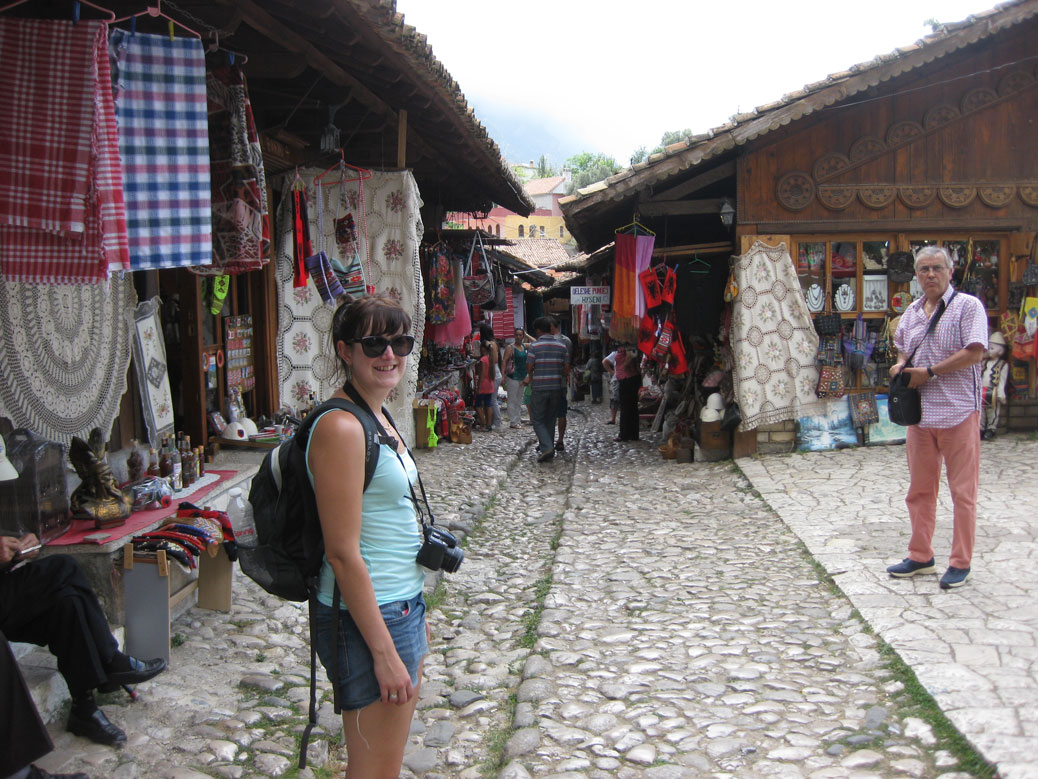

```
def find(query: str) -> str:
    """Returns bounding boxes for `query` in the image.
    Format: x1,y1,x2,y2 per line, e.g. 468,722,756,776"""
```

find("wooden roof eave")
561,0,1038,224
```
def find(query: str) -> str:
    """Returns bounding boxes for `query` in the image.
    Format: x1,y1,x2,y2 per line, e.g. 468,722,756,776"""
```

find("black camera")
416,524,463,573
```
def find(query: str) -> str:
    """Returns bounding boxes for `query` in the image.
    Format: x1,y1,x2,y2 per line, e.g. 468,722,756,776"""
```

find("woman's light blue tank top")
306,409,426,608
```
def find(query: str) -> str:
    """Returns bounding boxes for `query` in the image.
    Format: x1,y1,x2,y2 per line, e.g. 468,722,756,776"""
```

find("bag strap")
905,290,957,368
297,397,381,491
465,232,479,276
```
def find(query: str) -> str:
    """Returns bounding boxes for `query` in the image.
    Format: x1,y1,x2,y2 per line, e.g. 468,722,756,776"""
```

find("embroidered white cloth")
0,270,136,446
274,169,425,446
731,241,823,431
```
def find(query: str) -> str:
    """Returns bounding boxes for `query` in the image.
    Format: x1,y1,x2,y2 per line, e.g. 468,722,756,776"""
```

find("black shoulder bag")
888,291,956,426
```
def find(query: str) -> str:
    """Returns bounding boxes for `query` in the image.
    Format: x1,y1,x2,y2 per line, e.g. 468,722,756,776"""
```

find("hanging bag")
462,232,495,305
483,258,506,311
888,292,956,426
814,312,842,336
330,165,367,299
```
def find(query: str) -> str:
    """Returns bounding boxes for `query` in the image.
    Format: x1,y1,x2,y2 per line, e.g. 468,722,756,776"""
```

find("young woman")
474,339,495,431
308,295,428,777
503,328,529,428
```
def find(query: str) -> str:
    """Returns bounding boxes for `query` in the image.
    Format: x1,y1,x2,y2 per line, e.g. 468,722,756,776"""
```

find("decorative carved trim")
812,152,850,182
776,171,815,211
858,185,896,209
937,185,977,208
922,103,960,130
1020,185,1038,207
960,87,998,113
848,136,887,162
886,120,924,147
977,185,1015,208
817,186,855,210
998,70,1034,96
899,186,937,209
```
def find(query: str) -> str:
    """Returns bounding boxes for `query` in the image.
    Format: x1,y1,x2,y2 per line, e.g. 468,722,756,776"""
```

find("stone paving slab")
738,434,1038,779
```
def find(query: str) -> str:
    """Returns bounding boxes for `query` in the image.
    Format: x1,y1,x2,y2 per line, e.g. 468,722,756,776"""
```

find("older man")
886,246,987,589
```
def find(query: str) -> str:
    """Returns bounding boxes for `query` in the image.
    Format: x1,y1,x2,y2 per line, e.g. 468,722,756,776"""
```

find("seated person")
0,534,166,747
2,629,88,779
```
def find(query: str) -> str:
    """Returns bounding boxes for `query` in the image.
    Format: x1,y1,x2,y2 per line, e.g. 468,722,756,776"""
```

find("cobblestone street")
32,402,1036,778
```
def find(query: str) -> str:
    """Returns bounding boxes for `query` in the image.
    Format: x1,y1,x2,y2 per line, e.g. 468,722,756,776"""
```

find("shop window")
539,225,545,238
529,224,536,237
793,233,1005,393
518,225,524,238
495,223,501,237
559,225,564,238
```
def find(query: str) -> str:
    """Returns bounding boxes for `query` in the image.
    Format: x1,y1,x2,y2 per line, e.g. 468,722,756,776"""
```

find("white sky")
395,0,993,165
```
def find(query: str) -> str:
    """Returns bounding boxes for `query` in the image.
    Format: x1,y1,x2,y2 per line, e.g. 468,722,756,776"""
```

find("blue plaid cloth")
109,30,212,271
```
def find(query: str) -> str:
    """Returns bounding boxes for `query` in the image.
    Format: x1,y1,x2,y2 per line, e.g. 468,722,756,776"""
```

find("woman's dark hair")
477,322,495,343
331,294,412,377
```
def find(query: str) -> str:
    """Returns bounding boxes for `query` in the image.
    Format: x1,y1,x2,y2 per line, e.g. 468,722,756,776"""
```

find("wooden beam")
653,241,733,257
230,0,395,121
243,52,309,79
397,109,408,169
639,198,724,217
649,162,736,202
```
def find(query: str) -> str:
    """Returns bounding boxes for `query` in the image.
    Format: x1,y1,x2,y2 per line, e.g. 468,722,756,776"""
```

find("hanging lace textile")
109,30,212,271
0,270,137,446
731,241,824,430
193,64,269,275
0,19,129,283
274,168,425,446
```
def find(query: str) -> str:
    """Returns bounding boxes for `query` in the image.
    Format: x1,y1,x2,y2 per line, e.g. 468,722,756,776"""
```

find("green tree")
565,152,621,193
630,146,648,166
536,155,557,178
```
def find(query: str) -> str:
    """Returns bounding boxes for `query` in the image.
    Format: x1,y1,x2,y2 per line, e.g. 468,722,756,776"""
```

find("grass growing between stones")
424,578,448,612
519,572,554,649
479,692,517,778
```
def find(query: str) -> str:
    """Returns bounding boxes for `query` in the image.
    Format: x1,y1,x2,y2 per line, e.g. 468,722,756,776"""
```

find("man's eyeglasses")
352,335,416,358
916,264,949,275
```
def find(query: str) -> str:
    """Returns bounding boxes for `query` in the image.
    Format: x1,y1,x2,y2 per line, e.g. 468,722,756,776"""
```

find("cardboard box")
412,400,437,449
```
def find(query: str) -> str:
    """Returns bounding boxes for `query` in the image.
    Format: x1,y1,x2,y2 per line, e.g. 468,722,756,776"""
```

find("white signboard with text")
570,286,610,305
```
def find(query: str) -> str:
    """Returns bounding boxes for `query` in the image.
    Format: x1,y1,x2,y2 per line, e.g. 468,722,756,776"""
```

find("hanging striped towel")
0,19,129,283
109,29,212,271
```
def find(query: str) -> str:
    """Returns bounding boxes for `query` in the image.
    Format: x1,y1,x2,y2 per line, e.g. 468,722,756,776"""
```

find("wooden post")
397,109,407,169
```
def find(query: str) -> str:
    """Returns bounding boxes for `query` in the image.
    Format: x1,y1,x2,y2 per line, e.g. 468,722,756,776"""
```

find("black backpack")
241,391,396,768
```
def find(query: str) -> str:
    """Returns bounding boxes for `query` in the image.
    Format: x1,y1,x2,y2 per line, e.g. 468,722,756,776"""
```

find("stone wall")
755,420,796,454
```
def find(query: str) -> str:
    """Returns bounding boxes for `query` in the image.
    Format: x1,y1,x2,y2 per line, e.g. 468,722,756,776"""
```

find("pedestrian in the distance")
503,328,528,428
524,316,569,462
886,246,987,589
602,350,620,424
587,344,604,404
474,339,495,432
309,295,431,776
478,322,503,431
549,317,573,451
614,346,642,442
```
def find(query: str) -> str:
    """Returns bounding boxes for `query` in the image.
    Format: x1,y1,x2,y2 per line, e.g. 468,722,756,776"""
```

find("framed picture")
863,275,888,312
866,394,906,445
796,399,859,452
132,297,175,447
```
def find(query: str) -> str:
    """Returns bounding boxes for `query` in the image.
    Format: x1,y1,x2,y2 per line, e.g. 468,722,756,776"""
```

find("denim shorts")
314,591,428,711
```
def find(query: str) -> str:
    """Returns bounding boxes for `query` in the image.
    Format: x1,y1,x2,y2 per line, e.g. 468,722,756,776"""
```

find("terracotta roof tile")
504,239,575,269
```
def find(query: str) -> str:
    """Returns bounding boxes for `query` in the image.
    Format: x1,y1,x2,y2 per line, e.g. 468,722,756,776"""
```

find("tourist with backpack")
306,295,431,776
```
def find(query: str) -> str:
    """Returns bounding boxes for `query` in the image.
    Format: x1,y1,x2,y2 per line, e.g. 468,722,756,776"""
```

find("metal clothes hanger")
0,0,115,21
113,1,201,39
688,253,710,274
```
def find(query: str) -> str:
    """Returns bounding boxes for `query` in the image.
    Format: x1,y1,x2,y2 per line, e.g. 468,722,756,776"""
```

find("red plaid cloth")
0,19,129,283
491,286,516,340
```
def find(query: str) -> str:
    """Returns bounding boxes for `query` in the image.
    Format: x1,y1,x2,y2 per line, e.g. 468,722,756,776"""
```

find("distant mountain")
469,98,585,170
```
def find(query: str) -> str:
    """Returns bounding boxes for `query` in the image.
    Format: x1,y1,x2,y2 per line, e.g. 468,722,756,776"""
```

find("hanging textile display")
612,230,655,342
426,261,471,348
329,164,368,298
491,286,516,340
423,243,456,324
0,271,137,447
193,64,269,275
109,29,212,271
275,168,425,446
0,19,129,283
731,241,824,431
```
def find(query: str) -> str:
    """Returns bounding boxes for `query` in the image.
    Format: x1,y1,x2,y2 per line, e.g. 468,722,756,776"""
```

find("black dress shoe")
104,654,166,685
27,765,90,779
67,707,126,746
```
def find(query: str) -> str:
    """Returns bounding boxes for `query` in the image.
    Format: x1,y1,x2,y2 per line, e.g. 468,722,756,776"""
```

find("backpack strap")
298,397,381,491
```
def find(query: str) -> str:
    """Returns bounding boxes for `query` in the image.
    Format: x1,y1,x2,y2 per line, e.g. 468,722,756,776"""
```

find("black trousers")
617,375,641,441
0,555,118,698
0,629,52,776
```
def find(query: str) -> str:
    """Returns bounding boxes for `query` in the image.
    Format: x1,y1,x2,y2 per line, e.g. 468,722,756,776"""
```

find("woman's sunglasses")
352,334,415,358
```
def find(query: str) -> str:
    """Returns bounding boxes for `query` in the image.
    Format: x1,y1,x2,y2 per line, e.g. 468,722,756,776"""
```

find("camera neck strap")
341,382,437,528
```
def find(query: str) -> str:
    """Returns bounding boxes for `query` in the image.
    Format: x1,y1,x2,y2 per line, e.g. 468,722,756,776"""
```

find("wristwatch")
927,366,936,378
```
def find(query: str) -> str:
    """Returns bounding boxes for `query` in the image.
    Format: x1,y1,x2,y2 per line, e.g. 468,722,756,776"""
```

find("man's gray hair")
914,245,953,269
